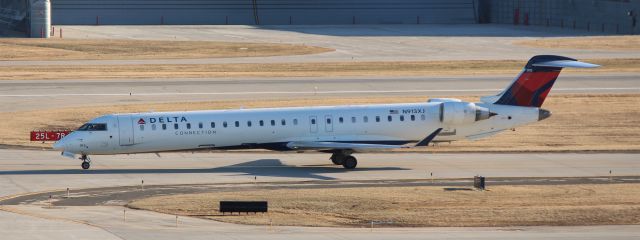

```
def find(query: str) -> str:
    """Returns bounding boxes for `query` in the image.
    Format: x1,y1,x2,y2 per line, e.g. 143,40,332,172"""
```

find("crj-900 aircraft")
54,55,598,170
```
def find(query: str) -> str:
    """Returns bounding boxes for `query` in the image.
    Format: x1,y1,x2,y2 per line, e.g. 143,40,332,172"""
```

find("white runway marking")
0,87,638,97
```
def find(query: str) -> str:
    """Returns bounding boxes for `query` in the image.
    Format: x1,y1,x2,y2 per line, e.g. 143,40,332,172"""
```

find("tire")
342,156,357,169
81,161,90,170
331,157,344,165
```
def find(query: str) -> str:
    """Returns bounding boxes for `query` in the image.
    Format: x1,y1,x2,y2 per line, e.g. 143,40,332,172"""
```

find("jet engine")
439,102,495,125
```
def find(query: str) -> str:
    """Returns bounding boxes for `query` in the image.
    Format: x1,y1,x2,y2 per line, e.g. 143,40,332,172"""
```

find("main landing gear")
330,151,357,169
80,154,91,170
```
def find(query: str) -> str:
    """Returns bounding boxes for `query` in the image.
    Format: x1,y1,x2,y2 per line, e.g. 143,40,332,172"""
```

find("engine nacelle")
439,102,494,125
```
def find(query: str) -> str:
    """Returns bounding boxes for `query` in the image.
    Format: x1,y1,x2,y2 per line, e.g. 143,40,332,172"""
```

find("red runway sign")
30,131,72,141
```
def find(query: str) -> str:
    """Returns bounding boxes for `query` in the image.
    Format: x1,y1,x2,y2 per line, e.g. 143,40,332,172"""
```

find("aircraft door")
324,115,333,132
117,115,135,146
309,116,318,133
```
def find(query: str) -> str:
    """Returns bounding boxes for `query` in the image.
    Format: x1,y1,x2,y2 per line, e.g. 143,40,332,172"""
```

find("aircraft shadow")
0,159,409,180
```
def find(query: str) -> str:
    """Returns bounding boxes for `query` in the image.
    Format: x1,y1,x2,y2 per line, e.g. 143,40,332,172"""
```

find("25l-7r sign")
30,131,71,141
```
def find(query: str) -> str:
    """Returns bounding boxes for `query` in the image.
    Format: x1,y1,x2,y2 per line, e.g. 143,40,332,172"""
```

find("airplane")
53,55,598,170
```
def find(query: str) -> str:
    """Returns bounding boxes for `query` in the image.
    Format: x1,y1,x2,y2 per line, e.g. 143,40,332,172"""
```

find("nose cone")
53,138,67,150
538,108,552,121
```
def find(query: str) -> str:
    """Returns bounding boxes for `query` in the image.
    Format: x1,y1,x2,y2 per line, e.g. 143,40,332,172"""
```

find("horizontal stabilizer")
532,60,600,68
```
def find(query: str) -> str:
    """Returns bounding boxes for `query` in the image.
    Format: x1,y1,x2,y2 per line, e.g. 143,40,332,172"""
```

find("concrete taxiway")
1,150,639,196
5,176,640,206
3,24,638,67
2,205,639,240
1,74,638,112
0,149,639,239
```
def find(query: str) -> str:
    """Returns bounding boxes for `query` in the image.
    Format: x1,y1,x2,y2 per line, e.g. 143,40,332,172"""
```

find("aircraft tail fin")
481,55,599,107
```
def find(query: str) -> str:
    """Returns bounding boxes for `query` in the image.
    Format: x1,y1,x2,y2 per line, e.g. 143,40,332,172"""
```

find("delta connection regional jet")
54,55,598,170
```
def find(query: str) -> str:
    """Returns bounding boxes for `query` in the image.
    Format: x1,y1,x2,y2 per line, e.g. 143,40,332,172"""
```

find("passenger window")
174,123,179,130
376,116,380,122
151,124,156,131
211,122,215,128
327,118,331,124
388,116,392,122
186,123,191,129
311,119,316,124
400,115,405,121
363,116,368,123
421,114,426,121
198,122,203,129
247,121,252,127
259,120,264,126
162,124,167,130
411,115,416,121
351,117,356,123
339,117,344,123
235,121,240,127
223,121,228,128
281,119,286,126
139,125,144,131
271,120,275,126
293,119,298,125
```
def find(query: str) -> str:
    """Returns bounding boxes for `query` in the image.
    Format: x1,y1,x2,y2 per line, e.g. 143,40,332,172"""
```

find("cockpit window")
77,123,107,131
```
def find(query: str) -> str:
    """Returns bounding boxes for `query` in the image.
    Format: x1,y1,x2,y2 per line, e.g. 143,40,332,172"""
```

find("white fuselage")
55,101,541,156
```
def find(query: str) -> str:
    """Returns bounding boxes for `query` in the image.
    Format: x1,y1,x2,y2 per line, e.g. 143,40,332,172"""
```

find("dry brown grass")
515,36,640,50
0,39,332,61
0,61,514,81
4,94,640,152
128,183,640,227
0,58,636,80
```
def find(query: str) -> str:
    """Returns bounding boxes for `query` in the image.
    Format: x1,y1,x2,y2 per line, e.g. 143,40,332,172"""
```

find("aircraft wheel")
331,157,344,165
81,161,90,170
342,156,357,169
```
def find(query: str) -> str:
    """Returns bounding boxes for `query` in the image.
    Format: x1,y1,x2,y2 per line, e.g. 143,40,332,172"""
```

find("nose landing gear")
80,155,91,170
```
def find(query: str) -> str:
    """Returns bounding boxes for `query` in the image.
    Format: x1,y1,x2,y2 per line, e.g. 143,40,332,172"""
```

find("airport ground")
0,24,639,239
4,176,640,228
7,24,639,64
0,151,639,239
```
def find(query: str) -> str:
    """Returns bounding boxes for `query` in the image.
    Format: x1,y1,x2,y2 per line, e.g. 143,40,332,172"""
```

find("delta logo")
137,116,188,124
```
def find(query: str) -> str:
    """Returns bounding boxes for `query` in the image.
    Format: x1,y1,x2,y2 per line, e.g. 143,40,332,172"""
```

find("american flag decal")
389,110,399,114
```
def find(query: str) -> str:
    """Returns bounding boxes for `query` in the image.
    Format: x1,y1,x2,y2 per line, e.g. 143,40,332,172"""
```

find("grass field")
128,183,640,227
0,39,332,61
0,58,636,80
4,93,640,152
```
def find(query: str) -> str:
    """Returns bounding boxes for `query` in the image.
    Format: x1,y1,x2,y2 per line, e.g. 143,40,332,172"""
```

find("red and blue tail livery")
492,55,599,107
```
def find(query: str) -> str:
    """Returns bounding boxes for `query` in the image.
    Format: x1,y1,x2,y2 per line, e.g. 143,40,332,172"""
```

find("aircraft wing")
286,128,442,151
286,141,409,150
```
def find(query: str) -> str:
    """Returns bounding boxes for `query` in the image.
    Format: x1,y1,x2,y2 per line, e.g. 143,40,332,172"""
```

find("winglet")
415,128,443,147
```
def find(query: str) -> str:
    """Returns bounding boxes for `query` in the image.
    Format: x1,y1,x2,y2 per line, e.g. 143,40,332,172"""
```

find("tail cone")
538,109,552,121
